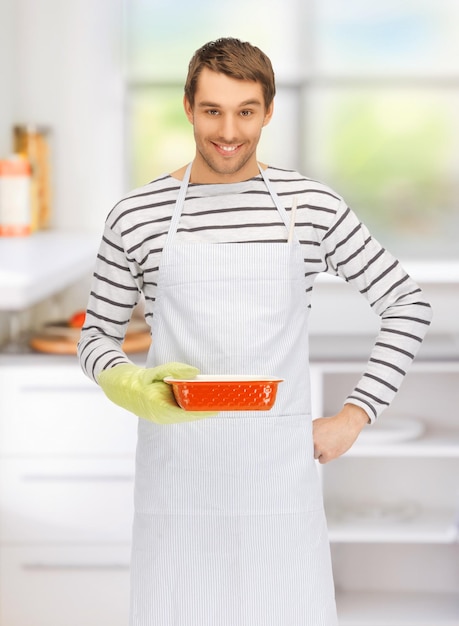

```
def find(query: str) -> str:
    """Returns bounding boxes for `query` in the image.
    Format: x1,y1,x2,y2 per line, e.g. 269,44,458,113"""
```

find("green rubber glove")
97,362,217,424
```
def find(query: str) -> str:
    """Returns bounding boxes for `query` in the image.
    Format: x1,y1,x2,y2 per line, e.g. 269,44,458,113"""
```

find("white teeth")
219,145,237,152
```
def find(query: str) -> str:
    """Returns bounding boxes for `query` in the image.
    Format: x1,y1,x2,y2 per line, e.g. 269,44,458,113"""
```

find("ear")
262,101,274,127
184,95,194,124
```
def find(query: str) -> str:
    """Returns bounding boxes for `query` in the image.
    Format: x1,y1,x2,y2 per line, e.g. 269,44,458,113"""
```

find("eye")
206,109,220,116
240,110,252,117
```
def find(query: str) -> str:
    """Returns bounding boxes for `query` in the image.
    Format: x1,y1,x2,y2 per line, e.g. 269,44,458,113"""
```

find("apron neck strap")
165,162,193,245
165,162,299,244
258,165,298,240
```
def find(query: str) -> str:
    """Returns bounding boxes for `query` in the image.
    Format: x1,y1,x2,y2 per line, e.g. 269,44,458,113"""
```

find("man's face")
184,68,273,183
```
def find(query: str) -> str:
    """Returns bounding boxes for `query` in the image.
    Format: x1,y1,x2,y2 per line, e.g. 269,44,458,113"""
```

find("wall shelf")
328,508,458,544
314,359,459,626
347,432,459,458
336,591,459,626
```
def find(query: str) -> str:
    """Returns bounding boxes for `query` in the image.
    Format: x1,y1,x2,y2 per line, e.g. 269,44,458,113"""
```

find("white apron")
129,164,338,626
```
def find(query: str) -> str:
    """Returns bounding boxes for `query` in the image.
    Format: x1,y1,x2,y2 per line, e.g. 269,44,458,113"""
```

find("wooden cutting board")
29,332,151,355
29,320,151,355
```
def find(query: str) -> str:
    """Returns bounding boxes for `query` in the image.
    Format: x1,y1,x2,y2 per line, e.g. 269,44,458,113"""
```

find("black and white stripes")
77,166,432,420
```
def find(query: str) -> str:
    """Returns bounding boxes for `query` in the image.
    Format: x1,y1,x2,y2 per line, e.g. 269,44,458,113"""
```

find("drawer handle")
22,562,130,571
19,386,101,393
21,474,134,482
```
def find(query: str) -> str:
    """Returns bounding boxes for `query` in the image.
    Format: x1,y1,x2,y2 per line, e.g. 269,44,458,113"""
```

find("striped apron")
129,163,338,625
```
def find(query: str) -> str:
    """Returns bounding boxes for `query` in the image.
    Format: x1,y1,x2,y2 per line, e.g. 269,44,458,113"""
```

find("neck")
170,161,268,183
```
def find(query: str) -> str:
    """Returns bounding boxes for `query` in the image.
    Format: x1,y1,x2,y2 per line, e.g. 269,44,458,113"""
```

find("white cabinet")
0,458,134,544
0,546,131,626
0,362,137,456
0,354,137,626
311,360,459,626
1,354,458,626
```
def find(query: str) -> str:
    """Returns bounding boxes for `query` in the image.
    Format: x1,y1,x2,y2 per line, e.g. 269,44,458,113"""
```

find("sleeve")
77,219,142,383
319,200,433,422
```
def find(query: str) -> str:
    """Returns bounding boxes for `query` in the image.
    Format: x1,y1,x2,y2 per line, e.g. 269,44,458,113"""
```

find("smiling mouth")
213,143,241,155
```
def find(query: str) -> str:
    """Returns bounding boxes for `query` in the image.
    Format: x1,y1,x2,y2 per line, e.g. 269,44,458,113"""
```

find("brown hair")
184,38,276,109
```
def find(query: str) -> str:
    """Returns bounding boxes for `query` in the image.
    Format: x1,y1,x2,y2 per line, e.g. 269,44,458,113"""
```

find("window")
124,0,459,260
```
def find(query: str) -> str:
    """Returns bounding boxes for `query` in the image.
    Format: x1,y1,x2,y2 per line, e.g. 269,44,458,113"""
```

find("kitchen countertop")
1,333,456,362
0,231,99,310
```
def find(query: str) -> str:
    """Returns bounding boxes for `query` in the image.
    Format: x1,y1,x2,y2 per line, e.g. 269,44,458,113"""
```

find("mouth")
212,143,242,156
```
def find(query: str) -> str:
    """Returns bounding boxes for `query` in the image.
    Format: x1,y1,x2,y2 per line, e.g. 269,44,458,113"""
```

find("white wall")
0,0,15,156
309,271,459,356
4,0,125,233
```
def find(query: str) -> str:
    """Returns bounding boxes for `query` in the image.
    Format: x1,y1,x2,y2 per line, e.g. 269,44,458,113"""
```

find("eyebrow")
197,99,263,108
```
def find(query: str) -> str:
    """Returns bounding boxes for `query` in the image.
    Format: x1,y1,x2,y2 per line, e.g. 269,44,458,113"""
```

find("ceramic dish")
164,375,283,411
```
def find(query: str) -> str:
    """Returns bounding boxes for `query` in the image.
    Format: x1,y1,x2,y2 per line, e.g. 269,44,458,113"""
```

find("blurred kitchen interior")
0,0,458,348
0,3,458,626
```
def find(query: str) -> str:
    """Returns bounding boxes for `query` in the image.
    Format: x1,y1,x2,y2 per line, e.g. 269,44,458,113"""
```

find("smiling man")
78,38,432,626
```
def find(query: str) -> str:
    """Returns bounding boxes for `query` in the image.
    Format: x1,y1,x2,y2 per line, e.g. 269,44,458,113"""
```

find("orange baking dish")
164,375,283,411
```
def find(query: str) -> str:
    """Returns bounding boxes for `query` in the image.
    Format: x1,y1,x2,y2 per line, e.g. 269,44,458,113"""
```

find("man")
78,37,432,626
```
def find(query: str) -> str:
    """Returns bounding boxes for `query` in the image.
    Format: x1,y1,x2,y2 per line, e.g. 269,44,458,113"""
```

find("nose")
217,114,238,142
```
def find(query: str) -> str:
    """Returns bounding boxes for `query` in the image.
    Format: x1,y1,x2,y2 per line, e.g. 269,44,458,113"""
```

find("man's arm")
313,199,433,461
77,219,140,382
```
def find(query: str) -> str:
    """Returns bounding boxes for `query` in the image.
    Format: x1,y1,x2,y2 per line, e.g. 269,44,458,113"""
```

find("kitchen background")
0,0,458,343
0,1,458,625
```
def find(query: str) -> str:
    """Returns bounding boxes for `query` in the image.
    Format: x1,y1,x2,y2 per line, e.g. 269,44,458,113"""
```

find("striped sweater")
77,166,432,421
